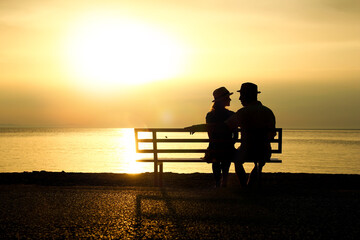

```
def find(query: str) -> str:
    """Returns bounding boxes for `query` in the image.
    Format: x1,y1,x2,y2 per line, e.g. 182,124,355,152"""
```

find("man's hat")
237,82,261,95
212,87,233,102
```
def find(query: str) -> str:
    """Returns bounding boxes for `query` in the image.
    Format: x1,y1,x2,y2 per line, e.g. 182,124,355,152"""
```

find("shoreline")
1,171,359,190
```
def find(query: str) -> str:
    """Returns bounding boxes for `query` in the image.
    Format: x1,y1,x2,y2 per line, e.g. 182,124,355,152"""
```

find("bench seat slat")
137,139,210,143
137,139,280,143
138,149,281,154
136,158,282,163
138,149,207,153
135,128,283,132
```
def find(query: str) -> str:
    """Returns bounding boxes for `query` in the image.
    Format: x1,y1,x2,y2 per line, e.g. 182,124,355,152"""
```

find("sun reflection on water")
118,128,147,173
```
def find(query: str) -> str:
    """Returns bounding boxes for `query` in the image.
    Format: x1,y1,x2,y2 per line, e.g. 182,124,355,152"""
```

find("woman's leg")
220,160,231,187
212,162,221,187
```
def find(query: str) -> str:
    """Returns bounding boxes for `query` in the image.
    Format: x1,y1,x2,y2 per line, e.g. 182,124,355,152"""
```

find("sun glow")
64,14,187,90
118,128,145,174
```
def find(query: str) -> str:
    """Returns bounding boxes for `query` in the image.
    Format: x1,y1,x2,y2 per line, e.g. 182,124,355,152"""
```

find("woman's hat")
212,87,233,102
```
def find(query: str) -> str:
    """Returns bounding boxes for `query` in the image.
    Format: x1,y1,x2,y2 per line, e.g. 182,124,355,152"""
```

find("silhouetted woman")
204,87,238,188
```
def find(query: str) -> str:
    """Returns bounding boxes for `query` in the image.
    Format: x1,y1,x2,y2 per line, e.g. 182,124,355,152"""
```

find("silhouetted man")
225,83,276,188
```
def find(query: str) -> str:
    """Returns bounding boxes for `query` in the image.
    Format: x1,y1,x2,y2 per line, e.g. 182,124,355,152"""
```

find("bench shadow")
132,187,276,239
134,189,191,239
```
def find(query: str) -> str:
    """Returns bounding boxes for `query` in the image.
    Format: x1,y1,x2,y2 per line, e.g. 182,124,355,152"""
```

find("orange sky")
1,0,359,128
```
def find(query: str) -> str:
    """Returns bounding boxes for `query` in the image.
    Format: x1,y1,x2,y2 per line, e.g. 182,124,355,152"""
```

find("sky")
1,0,359,129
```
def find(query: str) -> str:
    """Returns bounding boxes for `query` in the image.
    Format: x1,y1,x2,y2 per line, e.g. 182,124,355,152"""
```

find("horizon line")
0,125,359,131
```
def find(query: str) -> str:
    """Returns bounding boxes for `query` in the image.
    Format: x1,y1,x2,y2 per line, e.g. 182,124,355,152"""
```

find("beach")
0,172,359,239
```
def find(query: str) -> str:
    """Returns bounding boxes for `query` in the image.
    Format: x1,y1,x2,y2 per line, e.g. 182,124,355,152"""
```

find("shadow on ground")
0,172,359,239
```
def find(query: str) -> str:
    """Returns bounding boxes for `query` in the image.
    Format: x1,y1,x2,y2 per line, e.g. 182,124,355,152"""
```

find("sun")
64,15,186,90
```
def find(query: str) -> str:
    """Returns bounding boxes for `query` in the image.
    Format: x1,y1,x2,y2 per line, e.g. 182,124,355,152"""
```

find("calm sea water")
0,128,359,174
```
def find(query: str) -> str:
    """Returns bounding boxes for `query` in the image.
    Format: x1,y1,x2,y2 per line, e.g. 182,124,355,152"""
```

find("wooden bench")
134,128,282,186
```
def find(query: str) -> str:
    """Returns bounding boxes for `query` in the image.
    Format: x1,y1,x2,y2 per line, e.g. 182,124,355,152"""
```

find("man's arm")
268,110,276,139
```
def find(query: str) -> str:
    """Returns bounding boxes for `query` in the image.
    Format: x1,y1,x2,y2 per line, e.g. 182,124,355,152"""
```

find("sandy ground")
0,172,359,239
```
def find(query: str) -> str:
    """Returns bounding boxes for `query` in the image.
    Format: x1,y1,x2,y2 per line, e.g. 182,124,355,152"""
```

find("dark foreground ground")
0,172,359,239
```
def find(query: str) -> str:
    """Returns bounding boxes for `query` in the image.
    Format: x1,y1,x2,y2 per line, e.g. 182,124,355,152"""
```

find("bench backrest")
135,128,282,155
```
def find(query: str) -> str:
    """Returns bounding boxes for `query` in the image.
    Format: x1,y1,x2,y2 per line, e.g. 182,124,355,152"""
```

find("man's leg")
248,162,264,188
233,149,247,188
234,161,247,188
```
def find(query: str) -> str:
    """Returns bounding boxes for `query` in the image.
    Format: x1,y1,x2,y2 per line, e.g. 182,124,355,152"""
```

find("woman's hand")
184,124,207,135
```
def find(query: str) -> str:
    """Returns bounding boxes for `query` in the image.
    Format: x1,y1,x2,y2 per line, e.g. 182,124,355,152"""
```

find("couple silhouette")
187,83,276,188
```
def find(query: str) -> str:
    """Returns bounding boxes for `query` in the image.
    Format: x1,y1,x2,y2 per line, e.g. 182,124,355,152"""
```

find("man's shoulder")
236,101,274,116
253,101,274,112
257,102,276,122
260,103,275,115
259,103,273,110
234,107,246,116
225,109,236,115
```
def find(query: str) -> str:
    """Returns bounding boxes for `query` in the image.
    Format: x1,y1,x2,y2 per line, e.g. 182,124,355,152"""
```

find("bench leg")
159,163,163,187
154,162,158,187
153,162,163,187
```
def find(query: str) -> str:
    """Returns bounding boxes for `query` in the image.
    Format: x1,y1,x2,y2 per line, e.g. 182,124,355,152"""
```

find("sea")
0,128,359,175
